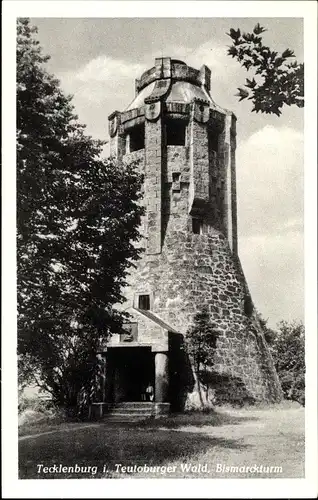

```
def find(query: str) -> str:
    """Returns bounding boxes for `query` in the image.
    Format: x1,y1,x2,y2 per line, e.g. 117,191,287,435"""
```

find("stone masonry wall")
119,126,282,404
123,229,283,403
108,310,165,347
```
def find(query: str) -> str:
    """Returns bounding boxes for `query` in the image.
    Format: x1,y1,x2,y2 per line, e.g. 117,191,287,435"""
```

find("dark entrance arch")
107,347,154,403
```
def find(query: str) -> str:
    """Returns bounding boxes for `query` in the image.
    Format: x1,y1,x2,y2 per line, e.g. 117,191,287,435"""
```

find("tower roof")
126,80,213,111
125,56,224,113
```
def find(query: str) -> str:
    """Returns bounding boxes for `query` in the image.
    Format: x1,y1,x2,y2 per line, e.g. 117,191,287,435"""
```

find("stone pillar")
155,352,169,402
145,103,163,255
188,102,210,215
108,111,125,160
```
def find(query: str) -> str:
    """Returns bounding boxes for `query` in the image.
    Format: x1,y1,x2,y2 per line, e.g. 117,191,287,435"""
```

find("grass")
19,403,305,479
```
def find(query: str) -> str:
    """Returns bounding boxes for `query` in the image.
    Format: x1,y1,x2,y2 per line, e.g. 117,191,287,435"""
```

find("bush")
269,320,305,406
19,395,52,414
18,396,69,429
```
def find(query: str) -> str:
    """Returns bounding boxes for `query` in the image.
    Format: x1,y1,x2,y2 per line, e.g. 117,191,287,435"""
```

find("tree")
269,320,305,405
186,309,219,406
17,18,144,413
227,23,304,116
257,312,277,345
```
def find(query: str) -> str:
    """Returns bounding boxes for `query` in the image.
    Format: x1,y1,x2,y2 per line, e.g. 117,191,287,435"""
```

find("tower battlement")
135,57,211,94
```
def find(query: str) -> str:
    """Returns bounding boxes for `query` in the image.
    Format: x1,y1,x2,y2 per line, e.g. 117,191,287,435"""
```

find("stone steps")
103,402,155,422
109,402,154,408
103,414,154,422
90,401,170,421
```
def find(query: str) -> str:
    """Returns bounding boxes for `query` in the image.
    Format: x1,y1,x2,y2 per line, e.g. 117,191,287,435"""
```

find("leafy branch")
227,23,304,116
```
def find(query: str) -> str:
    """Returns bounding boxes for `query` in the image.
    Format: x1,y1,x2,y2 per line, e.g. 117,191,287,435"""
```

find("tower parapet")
134,58,211,94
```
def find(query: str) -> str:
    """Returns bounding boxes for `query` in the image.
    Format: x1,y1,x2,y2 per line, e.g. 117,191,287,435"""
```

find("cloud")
56,56,148,141
237,125,304,238
58,39,243,110
185,43,240,82
150,41,244,105
59,56,145,104
150,41,240,80
55,43,238,141
236,125,304,326
240,230,304,328
75,56,144,83
149,41,260,120
55,40,250,141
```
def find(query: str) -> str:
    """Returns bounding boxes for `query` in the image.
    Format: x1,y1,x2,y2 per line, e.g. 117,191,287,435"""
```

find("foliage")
186,309,219,372
17,18,144,412
268,320,305,405
257,313,276,345
18,395,54,415
186,309,220,407
227,23,304,116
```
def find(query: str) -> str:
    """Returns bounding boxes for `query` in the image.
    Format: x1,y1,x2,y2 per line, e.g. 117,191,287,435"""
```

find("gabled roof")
133,308,179,334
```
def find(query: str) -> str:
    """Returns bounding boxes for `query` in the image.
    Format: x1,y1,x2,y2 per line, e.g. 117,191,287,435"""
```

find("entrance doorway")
107,347,154,403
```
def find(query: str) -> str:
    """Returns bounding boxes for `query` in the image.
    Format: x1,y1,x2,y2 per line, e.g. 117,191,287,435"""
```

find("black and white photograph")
2,1,317,498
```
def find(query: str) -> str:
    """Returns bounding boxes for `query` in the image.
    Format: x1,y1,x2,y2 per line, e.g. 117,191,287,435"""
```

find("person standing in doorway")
146,383,154,401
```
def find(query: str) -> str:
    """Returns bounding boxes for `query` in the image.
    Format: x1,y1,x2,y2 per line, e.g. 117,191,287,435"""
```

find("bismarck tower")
97,57,282,417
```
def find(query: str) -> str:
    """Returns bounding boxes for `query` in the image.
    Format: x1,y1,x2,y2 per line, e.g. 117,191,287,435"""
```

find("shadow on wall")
198,370,256,407
169,333,256,410
169,333,195,412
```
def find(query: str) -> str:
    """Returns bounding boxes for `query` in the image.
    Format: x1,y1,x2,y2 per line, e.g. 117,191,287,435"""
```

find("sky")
31,17,304,328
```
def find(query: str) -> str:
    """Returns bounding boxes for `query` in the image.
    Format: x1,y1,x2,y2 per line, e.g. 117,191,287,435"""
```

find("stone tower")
96,57,282,417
